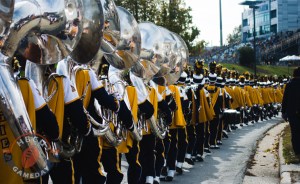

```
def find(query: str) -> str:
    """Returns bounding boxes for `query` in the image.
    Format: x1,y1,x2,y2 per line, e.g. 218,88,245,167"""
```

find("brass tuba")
56,58,110,138
91,5,143,146
108,66,143,144
25,61,77,159
18,0,105,159
129,22,172,140
0,0,49,172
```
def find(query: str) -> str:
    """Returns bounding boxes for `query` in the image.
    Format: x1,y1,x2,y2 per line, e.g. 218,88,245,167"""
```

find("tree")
114,0,200,52
190,40,208,56
226,25,242,45
238,46,254,67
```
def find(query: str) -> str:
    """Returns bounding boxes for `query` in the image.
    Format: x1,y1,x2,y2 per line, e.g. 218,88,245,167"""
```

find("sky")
185,0,246,47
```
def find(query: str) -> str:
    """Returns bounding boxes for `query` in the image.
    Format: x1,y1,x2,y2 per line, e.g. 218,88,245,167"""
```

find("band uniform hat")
178,71,188,84
193,73,204,85
209,73,217,83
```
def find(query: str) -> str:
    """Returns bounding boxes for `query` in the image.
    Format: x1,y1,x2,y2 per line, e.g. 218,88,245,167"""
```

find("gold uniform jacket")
117,86,139,153
0,79,46,184
168,85,186,129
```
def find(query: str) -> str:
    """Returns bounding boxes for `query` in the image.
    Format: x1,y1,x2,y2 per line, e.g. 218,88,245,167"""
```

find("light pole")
240,1,263,77
219,0,223,46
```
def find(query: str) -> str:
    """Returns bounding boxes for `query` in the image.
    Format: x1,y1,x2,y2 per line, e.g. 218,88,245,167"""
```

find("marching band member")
138,88,156,184
238,75,253,126
161,78,187,182
154,84,176,184
185,75,197,165
91,63,134,184
0,57,59,184
43,64,91,184
205,61,224,149
215,76,231,145
191,63,215,161
175,72,189,175
117,75,141,184
139,80,172,184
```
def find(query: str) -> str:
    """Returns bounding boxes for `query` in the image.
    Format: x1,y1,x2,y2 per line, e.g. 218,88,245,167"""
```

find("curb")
278,125,300,184
242,118,282,181
279,133,292,184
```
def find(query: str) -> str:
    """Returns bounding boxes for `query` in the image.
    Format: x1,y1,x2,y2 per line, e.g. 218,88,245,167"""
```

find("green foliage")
282,125,300,164
221,63,295,76
238,46,255,67
113,0,200,51
226,25,242,45
190,40,208,56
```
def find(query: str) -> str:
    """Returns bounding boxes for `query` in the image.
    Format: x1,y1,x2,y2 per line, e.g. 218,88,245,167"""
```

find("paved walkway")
120,116,283,184
243,122,287,184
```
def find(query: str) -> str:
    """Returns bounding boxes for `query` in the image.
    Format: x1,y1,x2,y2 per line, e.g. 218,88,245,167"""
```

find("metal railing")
261,32,300,56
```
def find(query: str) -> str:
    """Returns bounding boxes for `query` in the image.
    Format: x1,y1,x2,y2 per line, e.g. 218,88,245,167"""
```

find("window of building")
259,4,269,12
243,19,248,27
255,13,269,25
270,10,276,19
271,24,277,33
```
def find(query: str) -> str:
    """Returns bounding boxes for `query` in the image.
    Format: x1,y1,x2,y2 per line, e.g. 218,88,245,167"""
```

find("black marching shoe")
176,167,183,175
195,155,204,162
161,166,167,177
185,158,195,165
210,144,220,149
217,140,222,145
154,181,160,184
231,125,237,130
204,148,212,155
160,176,173,182
165,176,173,182
222,130,229,138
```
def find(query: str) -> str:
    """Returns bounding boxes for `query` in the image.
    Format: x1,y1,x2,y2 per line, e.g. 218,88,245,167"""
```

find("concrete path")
243,122,287,184
120,116,283,184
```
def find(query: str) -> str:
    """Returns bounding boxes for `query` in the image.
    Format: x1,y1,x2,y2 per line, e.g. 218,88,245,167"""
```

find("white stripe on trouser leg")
176,162,183,168
167,170,175,177
146,176,154,184
154,177,160,183
185,153,191,159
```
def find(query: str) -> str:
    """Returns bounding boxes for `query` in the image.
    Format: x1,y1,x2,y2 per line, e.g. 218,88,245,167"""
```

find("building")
241,0,300,42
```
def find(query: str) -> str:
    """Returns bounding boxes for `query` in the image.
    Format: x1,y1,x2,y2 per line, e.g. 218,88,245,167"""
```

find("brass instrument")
57,59,109,138
25,61,77,160
0,0,49,172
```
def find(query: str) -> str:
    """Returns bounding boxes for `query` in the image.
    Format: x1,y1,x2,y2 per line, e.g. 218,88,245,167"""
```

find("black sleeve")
166,95,177,112
186,89,193,101
36,105,59,140
118,100,134,130
158,100,172,125
225,95,230,109
138,100,154,119
282,83,290,114
92,87,118,111
65,99,90,135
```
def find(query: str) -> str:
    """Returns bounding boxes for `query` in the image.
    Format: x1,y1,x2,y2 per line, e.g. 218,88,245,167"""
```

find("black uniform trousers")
205,122,210,148
288,115,300,155
138,134,156,184
193,123,205,156
155,138,165,178
176,127,188,163
101,147,123,184
186,125,196,156
209,117,220,146
166,129,178,171
73,134,106,184
124,141,142,184
217,117,224,142
42,159,74,184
